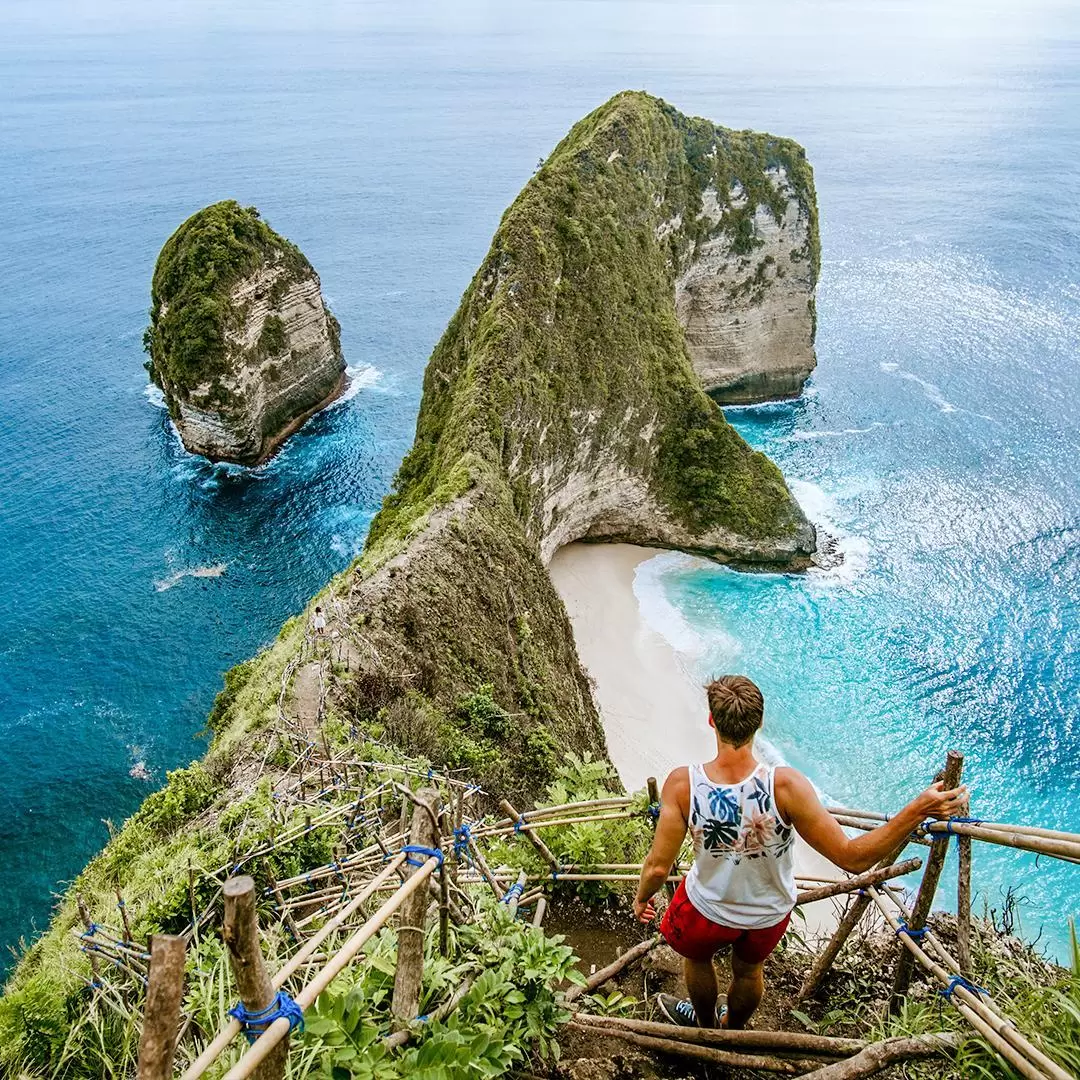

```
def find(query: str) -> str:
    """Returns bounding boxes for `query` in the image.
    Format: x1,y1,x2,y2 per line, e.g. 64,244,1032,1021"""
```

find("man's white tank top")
683,760,797,929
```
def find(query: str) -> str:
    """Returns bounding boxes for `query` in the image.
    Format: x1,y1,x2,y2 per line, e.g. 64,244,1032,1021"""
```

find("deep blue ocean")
2,0,1078,970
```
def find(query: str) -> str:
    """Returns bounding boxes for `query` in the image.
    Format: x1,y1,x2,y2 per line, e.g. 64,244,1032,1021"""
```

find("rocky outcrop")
145,201,345,465
676,169,818,403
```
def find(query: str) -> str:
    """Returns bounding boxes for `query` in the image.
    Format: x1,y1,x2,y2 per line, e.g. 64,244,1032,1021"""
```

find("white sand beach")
549,542,845,938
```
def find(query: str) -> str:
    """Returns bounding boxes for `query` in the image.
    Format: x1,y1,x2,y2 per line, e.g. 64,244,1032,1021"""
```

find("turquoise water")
1,0,1078,968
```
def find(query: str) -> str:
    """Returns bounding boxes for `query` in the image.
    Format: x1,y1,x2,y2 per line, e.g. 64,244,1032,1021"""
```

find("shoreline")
549,541,843,938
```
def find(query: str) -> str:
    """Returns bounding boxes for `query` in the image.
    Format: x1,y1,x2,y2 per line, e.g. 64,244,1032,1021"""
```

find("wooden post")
890,751,964,1012
647,776,677,899
438,811,451,957
77,895,101,988
391,787,441,1026
500,798,560,872
532,897,548,928
797,838,913,1004
507,869,527,919
956,791,973,978
116,889,133,942
222,876,289,1080
136,934,186,1080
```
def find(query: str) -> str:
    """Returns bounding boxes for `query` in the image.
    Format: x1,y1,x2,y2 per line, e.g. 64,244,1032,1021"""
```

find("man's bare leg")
725,954,765,1029
683,957,719,1027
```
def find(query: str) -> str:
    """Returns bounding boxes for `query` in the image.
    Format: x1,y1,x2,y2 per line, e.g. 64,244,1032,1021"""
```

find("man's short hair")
705,675,764,747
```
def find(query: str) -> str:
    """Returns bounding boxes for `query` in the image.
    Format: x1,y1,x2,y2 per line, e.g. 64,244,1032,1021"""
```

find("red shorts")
659,880,791,964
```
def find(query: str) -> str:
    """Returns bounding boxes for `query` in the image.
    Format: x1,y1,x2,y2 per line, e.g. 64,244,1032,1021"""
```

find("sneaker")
656,993,699,1027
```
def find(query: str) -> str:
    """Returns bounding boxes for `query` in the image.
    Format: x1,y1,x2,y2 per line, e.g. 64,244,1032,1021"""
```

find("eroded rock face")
676,169,817,404
146,201,345,465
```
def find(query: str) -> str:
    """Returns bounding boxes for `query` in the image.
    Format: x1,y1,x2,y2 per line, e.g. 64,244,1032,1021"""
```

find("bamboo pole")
796,834,912,1004
920,820,1080,863
391,788,441,1026
793,859,922,905
570,1013,869,1057
222,859,438,1080
566,1021,812,1074
890,750,964,1011
222,876,288,1080
136,934,186,1080
796,1032,960,1080
500,798,561,872
466,837,504,901
531,897,548,928
76,896,101,988
507,869,527,919
565,935,659,1003
181,860,409,1080
384,974,476,1051
867,886,1068,1080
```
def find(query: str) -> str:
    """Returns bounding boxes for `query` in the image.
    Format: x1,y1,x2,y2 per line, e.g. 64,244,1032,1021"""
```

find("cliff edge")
144,201,345,465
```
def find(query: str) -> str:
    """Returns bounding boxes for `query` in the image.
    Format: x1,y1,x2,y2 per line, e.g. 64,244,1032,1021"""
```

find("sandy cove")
549,542,845,939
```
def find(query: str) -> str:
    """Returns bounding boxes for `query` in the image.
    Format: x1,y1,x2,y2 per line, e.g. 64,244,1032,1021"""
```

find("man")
634,675,967,1029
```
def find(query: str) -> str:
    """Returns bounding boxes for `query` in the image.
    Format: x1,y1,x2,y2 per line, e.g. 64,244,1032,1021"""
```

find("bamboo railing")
125,728,1079,1080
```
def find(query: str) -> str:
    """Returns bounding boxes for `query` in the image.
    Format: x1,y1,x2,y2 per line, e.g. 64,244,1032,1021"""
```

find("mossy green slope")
1,92,819,1073
145,200,310,393
373,90,817,560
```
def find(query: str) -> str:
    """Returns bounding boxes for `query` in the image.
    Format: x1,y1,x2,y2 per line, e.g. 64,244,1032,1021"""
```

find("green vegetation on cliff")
143,200,309,392
372,91,815,558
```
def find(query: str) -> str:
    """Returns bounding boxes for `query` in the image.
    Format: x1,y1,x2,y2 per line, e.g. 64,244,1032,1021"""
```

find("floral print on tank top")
690,765,795,865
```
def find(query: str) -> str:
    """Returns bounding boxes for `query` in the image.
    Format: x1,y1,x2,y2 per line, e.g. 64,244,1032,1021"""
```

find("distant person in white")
311,606,327,635
635,675,967,1030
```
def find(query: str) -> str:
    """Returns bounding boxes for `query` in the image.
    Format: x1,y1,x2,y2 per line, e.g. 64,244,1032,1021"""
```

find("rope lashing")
513,816,526,833
895,920,930,941
228,990,305,1043
939,974,988,1002
918,816,984,838
401,845,444,868
647,803,661,821
452,824,473,858
501,882,525,905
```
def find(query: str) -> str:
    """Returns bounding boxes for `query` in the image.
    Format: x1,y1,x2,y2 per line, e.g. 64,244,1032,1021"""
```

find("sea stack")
144,201,345,465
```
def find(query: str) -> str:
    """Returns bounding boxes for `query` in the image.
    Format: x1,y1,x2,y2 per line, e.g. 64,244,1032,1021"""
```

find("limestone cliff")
145,201,345,465
676,168,819,403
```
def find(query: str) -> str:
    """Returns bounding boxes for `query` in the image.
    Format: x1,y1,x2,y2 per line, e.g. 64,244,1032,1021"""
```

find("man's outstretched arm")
776,768,968,874
633,767,690,923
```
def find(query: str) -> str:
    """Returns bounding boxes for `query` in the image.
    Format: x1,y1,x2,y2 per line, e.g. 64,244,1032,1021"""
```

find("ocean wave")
154,563,227,592
785,422,886,442
331,364,382,407
143,382,166,409
788,479,869,586
632,553,714,659
879,362,957,413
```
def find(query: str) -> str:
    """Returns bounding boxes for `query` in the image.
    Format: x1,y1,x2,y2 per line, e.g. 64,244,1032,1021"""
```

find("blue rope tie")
501,882,525,905
647,803,661,821
228,990,305,1044
940,974,987,1002
921,816,983,837
895,920,930,941
401,845,443,868
452,824,472,858
513,816,526,833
